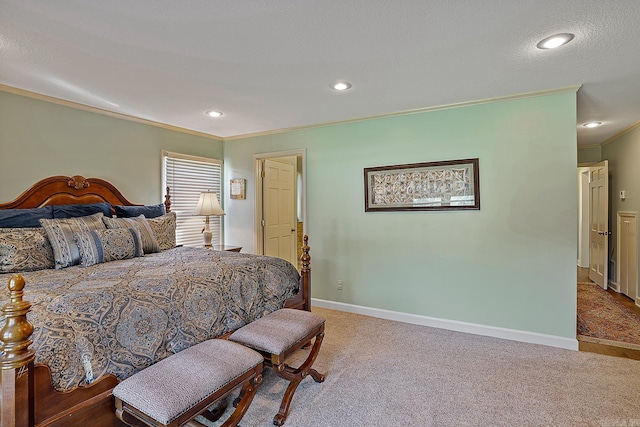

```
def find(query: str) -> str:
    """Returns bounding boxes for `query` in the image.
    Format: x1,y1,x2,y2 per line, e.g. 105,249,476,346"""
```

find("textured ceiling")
1,0,639,146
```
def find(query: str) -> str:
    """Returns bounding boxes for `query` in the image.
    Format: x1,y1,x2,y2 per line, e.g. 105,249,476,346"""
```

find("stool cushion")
229,308,325,355
112,339,262,425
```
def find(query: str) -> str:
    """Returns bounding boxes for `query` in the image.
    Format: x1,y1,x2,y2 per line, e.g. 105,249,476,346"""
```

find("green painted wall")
225,92,578,339
578,146,601,164
0,89,578,339
0,91,222,204
601,125,640,273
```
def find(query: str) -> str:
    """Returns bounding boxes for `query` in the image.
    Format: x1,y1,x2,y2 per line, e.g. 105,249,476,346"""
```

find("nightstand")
211,245,242,252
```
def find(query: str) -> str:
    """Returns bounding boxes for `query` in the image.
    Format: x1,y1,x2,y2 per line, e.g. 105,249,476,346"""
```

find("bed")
0,175,311,427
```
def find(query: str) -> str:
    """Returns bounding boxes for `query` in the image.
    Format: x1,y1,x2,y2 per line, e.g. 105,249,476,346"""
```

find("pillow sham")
114,203,166,219
53,202,112,219
0,228,55,273
74,228,144,267
146,212,176,251
103,215,160,254
0,206,54,228
40,213,107,269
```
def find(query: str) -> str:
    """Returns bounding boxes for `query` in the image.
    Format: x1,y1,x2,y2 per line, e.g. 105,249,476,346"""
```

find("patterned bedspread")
0,247,299,391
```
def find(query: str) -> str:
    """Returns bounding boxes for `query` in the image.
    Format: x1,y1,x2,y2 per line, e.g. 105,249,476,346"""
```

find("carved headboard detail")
67,175,91,191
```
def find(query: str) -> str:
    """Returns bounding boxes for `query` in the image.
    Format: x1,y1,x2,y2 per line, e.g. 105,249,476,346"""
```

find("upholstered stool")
229,308,326,426
113,339,263,427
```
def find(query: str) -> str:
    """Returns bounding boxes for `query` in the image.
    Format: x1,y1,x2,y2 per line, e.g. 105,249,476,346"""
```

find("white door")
617,212,638,301
262,157,297,265
589,161,609,289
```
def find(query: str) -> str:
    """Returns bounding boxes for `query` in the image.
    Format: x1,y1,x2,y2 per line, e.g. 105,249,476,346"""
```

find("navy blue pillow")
114,204,166,219
52,203,113,219
0,206,54,228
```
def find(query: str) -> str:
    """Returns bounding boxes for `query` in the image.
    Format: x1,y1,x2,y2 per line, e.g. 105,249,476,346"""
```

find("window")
163,151,223,247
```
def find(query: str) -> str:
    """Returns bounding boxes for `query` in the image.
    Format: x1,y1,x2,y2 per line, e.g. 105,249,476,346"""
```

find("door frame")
253,149,306,256
577,167,590,268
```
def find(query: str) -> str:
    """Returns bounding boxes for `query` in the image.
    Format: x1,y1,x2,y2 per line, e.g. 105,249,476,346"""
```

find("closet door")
617,212,637,301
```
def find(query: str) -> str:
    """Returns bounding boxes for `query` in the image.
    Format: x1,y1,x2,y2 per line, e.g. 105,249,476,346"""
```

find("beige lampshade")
194,192,225,216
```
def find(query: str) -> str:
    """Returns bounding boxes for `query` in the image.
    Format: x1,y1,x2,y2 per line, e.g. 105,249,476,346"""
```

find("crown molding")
224,85,582,141
2,83,581,143
0,84,223,142
599,119,640,147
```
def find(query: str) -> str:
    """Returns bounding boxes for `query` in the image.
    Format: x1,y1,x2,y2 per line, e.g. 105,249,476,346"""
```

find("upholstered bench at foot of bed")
229,308,326,426
113,339,263,427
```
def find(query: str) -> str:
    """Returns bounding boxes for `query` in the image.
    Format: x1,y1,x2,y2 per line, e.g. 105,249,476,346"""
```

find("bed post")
0,274,35,427
301,235,311,311
164,186,171,213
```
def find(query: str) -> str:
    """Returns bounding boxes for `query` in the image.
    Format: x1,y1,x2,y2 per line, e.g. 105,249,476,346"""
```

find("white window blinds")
163,151,223,247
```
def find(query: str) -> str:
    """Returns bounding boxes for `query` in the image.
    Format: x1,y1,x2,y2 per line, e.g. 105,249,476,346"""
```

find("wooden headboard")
0,175,171,212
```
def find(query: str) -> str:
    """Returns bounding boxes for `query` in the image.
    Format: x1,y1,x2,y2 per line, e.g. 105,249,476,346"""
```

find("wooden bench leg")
220,373,262,427
271,331,325,426
199,399,229,424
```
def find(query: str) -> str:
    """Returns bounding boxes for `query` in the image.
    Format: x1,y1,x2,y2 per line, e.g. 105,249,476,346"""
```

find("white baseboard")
609,281,619,292
311,298,579,351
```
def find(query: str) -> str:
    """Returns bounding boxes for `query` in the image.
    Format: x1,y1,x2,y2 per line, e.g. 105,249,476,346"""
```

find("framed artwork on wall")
230,178,246,200
364,158,480,212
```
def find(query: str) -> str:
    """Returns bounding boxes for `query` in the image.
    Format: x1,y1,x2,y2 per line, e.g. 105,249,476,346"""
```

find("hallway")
578,267,640,360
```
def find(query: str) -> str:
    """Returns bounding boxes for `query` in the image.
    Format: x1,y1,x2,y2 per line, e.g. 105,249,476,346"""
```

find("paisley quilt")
0,247,299,391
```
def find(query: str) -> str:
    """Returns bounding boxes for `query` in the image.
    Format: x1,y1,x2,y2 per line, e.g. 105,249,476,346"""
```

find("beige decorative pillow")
146,212,176,251
74,228,144,267
103,215,160,254
39,212,106,269
0,228,55,272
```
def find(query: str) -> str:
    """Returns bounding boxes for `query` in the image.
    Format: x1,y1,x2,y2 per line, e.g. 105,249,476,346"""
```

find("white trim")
1,83,582,144
226,85,581,141
311,298,579,351
609,281,620,292
0,84,223,141
162,150,223,165
254,149,306,159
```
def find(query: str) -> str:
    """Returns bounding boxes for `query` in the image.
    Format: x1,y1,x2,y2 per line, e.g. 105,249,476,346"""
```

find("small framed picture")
230,178,246,200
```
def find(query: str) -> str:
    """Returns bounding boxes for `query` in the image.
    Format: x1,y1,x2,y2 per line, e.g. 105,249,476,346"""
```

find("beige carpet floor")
201,307,640,427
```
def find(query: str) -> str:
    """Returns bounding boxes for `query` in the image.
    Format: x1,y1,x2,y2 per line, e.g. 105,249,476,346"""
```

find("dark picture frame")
364,158,480,212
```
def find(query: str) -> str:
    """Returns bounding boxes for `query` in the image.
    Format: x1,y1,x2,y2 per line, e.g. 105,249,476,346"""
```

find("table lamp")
194,191,225,247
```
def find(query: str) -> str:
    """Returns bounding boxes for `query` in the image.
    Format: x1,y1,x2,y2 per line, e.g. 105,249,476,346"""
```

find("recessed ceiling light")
583,121,602,128
536,33,574,49
331,82,352,91
205,110,223,118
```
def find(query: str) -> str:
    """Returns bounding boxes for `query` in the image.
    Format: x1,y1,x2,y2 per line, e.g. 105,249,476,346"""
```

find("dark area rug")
577,282,640,349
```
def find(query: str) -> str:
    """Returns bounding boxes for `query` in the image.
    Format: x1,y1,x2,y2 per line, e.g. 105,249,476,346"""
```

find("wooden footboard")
284,235,311,312
0,240,311,427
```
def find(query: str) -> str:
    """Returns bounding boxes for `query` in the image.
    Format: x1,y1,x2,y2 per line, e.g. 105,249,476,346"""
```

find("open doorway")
254,149,306,269
578,161,609,289
575,162,640,359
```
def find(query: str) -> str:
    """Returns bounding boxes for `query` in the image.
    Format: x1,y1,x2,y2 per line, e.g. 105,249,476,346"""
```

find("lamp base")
203,230,213,247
